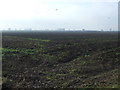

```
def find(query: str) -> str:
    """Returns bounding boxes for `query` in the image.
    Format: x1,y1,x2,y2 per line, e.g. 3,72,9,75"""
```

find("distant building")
45,29,49,31
82,29,85,31
15,28,17,31
109,28,112,31
24,28,32,31
57,28,65,31
29,28,32,31
8,28,11,31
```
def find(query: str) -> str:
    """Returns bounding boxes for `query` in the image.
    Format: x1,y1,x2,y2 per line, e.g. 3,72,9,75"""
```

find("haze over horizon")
0,0,119,31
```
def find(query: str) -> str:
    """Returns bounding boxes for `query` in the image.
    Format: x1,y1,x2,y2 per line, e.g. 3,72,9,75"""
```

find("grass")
2,48,45,55
3,36,50,42
27,38,50,42
116,52,120,55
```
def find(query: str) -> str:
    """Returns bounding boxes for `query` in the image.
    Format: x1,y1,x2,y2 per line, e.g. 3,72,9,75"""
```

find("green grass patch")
116,52,120,55
27,38,50,42
2,48,19,52
2,48,45,56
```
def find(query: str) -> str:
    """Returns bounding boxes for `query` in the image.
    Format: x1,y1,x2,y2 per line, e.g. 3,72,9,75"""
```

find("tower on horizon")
109,28,112,31
8,28,11,31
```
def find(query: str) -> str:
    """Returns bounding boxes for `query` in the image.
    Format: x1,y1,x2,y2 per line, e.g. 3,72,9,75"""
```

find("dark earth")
2,31,120,89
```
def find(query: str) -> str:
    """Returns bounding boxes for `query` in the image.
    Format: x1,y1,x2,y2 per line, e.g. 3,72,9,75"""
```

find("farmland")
2,31,120,89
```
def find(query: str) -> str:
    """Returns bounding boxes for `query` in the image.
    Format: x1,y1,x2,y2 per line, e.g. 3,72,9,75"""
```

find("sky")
0,0,119,31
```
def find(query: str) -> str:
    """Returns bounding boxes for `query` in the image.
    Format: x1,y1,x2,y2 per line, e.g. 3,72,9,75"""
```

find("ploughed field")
2,31,120,88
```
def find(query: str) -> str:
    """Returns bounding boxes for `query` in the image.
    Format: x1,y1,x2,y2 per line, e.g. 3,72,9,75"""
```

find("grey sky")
0,0,118,31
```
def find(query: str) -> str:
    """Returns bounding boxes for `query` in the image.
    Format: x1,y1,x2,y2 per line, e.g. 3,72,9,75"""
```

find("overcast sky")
0,0,119,31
